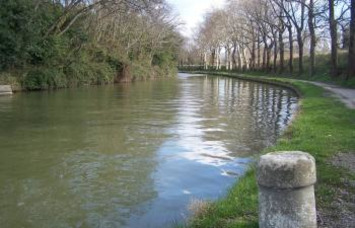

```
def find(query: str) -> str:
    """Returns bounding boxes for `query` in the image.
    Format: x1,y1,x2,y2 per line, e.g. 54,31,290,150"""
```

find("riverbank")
0,65,177,93
0,1,181,93
182,71,355,228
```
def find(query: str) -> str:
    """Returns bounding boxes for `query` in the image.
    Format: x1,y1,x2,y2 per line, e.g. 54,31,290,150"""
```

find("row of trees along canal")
0,0,183,90
179,0,355,81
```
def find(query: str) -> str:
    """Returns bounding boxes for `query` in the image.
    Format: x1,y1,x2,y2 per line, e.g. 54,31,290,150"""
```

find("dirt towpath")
303,81,355,227
307,81,355,109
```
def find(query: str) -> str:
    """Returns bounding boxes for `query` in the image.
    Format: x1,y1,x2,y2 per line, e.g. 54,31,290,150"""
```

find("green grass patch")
184,72,355,228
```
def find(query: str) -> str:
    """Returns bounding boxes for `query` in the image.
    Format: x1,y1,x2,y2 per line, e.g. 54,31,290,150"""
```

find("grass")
182,71,355,228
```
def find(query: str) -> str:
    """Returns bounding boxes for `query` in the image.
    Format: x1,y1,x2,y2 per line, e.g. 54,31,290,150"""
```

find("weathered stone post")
257,151,317,228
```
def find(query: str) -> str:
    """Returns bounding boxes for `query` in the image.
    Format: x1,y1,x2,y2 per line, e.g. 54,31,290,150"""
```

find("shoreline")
2,73,176,94
180,70,355,228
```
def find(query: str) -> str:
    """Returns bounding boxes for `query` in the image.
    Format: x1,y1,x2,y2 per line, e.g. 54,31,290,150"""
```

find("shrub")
0,72,20,87
23,68,66,90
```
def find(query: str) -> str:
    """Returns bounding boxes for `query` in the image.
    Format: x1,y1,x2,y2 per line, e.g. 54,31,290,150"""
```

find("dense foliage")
0,0,182,90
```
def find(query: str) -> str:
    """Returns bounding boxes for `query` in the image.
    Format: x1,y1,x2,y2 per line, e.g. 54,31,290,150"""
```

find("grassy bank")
183,71,355,228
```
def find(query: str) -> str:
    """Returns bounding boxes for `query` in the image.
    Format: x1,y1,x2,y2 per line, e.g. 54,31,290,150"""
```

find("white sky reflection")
173,81,234,167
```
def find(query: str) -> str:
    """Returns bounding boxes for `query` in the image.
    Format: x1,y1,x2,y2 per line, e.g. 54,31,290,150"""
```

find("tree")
308,0,316,76
46,0,161,36
188,0,352,79
329,0,338,77
279,0,306,75
347,0,355,79
1,0,182,89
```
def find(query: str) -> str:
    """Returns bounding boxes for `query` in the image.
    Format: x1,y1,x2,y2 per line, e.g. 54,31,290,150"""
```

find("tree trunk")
251,32,256,70
225,46,229,70
115,64,132,83
297,31,304,75
263,37,267,70
308,0,316,76
215,48,219,70
279,28,285,74
217,48,221,70
266,45,271,72
211,49,216,69
273,32,278,73
287,26,293,74
241,47,247,70
228,47,232,70
347,0,355,79
240,45,245,71
329,0,338,77
236,45,242,71
232,42,237,70
204,52,208,70
257,34,261,69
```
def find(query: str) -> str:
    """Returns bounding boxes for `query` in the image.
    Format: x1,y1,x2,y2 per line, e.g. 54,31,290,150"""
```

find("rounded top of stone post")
257,151,316,189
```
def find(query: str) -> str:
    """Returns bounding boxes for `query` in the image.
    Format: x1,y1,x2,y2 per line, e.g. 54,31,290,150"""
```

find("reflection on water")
0,73,298,228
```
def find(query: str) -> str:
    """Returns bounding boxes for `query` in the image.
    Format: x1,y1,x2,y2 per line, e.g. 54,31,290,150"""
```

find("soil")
318,153,355,228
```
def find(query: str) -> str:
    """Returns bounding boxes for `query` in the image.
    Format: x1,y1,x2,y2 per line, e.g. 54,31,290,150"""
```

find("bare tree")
279,0,306,75
189,0,352,79
47,0,162,36
329,0,338,77
308,0,316,76
270,0,294,74
347,0,355,79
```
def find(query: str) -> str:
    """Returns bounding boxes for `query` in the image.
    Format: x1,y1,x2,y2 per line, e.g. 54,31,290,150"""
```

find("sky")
166,0,226,38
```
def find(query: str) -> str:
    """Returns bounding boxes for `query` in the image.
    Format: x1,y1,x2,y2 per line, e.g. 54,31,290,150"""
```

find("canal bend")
0,73,298,228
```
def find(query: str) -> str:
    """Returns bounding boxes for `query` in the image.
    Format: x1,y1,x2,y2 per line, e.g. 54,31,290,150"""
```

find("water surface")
0,73,298,228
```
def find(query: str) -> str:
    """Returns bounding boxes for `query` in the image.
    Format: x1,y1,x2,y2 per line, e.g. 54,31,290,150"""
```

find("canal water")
0,73,298,228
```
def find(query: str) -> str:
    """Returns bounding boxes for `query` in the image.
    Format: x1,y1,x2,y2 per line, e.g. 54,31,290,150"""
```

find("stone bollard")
257,151,317,228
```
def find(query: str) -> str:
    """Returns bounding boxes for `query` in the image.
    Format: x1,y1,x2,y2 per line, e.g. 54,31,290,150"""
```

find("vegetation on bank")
179,52,355,89
0,0,182,91
182,71,355,228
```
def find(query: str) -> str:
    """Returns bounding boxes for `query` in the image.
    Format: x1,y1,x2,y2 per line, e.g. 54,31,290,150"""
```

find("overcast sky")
166,0,226,38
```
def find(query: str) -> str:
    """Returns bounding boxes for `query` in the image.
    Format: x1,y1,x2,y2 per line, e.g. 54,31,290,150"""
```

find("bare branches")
183,0,352,78
46,0,162,36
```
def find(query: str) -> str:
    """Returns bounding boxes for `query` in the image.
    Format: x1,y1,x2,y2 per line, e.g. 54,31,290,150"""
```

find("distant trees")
180,0,354,80
0,0,182,89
